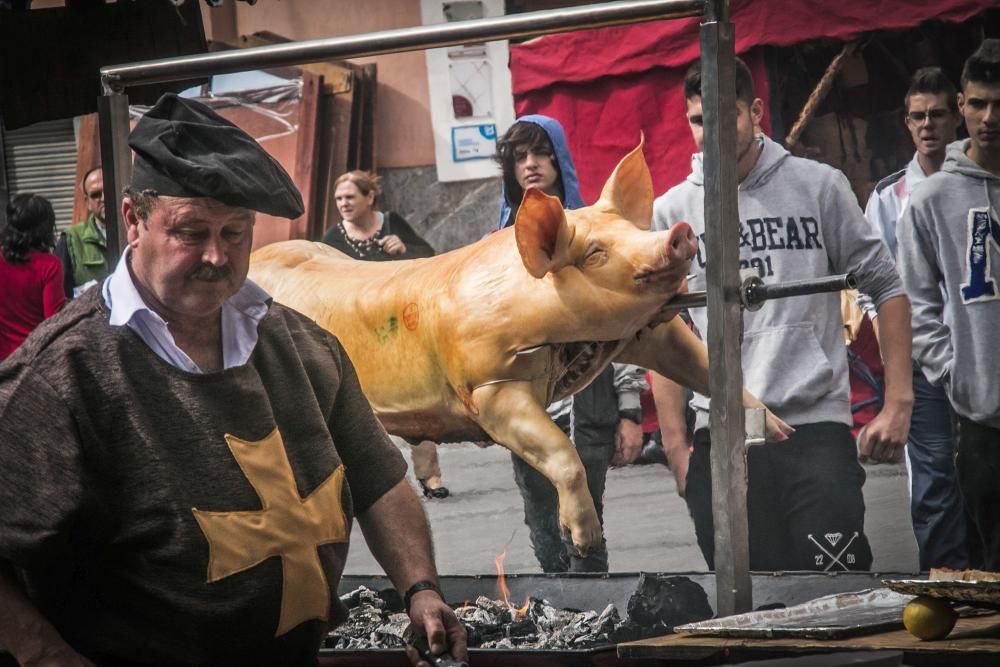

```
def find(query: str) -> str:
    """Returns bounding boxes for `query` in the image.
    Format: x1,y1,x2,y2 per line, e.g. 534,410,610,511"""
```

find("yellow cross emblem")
192,428,349,636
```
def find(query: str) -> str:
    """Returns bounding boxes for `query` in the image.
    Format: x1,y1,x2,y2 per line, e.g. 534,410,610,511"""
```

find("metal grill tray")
883,578,1000,607
673,588,913,640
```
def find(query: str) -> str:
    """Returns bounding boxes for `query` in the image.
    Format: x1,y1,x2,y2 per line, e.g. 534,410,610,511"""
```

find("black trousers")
685,422,873,572
510,415,613,572
956,417,1000,570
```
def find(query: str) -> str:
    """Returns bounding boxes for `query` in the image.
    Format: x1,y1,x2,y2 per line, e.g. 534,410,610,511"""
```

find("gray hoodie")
897,139,1000,429
653,135,904,431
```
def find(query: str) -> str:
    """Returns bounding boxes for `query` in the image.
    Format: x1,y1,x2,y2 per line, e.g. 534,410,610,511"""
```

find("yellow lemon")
902,595,957,640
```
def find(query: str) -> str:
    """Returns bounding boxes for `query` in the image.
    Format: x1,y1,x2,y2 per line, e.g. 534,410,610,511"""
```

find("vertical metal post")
701,0,751,616
0,118,9,221
97,92,132,270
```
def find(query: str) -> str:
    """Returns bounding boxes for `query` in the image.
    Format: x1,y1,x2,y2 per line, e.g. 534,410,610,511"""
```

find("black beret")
128,93,304,219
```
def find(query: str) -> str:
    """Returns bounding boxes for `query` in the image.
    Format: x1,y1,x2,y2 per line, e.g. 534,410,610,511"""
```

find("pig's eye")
582,245,608,268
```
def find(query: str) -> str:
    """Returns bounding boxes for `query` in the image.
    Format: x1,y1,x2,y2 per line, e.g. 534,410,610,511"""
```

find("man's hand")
404,590,468,667
741,390,795,442
611,418,644,466
358,480,465,667
862,295,912,464
857,399,911,464
763,408,795,442
379,234,407,256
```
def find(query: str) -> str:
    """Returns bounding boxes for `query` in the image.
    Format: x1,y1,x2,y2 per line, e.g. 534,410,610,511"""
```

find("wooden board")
618,612,1000,661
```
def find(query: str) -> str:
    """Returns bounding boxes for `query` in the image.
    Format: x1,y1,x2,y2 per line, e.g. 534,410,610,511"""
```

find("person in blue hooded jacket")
494,116,646,572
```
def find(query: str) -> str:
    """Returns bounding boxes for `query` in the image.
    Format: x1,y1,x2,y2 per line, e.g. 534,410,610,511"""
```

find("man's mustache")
191,264,233,281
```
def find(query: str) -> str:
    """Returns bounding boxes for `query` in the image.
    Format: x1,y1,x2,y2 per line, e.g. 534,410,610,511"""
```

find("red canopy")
510,0,994,203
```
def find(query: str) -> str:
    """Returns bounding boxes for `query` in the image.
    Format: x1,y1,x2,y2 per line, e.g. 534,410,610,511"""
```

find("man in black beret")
0,93,466,667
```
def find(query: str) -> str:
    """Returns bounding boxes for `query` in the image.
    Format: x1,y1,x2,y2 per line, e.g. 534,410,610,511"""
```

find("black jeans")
685,422,873,571
510,415,613,572
956,417,1000,570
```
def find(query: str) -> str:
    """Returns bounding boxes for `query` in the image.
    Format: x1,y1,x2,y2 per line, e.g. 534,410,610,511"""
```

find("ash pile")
326,574,713,650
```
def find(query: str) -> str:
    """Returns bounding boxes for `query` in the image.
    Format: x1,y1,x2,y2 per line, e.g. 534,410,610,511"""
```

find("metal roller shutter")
3,119,79,232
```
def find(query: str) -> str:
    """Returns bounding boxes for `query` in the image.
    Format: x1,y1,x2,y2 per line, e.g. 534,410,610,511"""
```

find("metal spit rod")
665,272,857,311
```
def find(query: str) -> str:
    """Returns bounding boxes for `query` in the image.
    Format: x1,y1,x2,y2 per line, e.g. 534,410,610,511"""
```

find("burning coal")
326,585,623,650
325,573,714,651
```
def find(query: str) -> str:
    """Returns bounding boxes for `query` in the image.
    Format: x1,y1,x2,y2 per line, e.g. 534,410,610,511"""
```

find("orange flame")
495,548,512,607
516,596,530,620
494,548,531,620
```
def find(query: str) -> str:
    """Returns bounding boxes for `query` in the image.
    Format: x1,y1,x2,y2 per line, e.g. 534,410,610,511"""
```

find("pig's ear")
515,188,575,279
596,134,653,230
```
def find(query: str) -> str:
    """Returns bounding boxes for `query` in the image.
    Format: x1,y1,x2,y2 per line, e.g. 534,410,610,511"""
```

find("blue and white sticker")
451,123,497,162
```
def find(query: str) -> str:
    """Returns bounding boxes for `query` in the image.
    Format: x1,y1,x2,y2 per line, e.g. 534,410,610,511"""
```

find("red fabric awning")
509,0,994,203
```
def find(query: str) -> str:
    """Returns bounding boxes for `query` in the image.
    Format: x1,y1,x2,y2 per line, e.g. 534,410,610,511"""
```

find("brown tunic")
0,289,407,666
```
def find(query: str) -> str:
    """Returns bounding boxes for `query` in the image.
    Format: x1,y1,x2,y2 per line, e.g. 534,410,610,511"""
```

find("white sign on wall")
421,0,515,182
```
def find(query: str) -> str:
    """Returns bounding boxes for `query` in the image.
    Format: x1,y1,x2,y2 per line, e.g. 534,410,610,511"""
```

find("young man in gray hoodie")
651,58,914,571
897,39,1000,570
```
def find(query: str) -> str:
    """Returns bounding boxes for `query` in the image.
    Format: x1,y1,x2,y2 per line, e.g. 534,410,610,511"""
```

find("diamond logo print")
825,532,843,547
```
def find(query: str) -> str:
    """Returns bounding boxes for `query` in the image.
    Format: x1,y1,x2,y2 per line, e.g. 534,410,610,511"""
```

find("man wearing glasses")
897,40,1000,570
861,67,966,571
55,166,110,298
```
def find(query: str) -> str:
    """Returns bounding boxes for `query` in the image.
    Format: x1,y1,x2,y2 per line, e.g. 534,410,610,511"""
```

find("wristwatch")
403,579,442,613
618,408,643,424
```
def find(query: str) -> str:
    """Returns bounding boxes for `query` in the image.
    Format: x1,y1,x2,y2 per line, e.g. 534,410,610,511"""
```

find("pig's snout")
665,222,698,262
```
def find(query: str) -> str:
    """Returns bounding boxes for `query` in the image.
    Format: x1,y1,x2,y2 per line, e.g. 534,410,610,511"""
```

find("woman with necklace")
322,170,434,262
321,170,448,499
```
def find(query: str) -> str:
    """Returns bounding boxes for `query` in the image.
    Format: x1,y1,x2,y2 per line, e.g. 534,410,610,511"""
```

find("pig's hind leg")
472,381,602,555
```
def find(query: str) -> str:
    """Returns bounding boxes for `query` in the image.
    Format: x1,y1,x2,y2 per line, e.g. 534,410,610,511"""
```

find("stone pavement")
344,439,919,576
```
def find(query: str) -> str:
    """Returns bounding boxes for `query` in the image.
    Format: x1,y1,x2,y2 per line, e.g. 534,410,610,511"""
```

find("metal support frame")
97,93,131,268
97,0,706,260
96,0,756,617
0,119,8,218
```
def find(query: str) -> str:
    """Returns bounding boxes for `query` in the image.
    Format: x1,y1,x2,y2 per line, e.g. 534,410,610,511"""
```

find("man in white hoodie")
897,39,1000,570
651,58,914,571
864,67,968,572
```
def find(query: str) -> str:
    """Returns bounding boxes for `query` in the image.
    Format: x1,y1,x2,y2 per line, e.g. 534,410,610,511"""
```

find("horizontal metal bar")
667,290,713,310
100,0,704,92
665,273,857,310
745,272,858,308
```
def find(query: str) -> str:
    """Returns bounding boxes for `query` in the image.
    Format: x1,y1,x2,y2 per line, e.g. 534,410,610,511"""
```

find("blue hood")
498,114,585,229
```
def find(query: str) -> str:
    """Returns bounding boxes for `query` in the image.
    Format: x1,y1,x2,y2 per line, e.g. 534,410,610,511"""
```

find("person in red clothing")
0,194,66,360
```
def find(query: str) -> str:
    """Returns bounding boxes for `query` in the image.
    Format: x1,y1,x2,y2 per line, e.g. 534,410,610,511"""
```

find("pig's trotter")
556,476,602,555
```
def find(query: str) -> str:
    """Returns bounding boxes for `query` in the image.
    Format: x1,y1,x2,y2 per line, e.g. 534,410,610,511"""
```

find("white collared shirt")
102,248,272,373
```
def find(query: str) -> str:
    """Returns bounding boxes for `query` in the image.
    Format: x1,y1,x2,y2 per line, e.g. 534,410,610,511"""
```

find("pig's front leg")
618,317,793,442
618,316,712,394
472,381,602,555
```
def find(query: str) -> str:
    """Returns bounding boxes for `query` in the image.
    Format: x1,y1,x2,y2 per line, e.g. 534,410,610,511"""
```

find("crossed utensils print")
807,531,859,571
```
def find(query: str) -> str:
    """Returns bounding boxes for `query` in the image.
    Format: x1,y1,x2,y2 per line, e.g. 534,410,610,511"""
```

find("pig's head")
513,140,698,339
